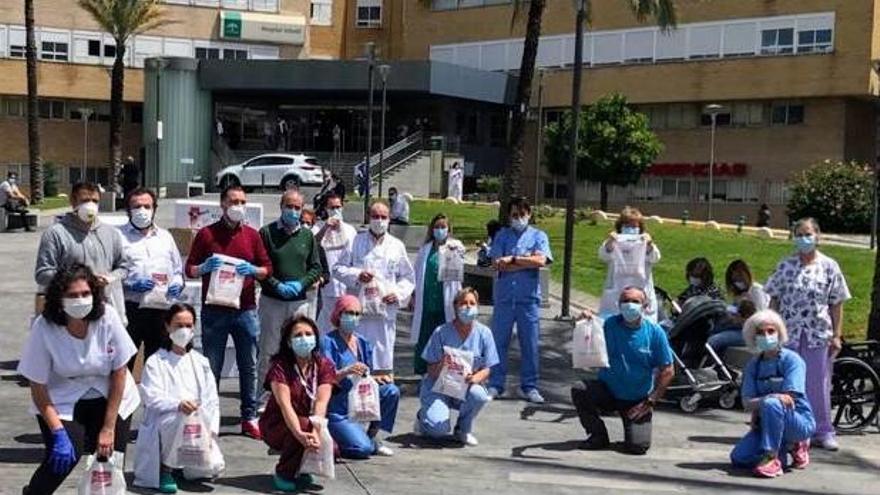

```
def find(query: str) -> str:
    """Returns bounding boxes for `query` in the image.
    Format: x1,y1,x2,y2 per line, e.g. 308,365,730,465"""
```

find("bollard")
261,173,266,193
681,210,690,226
737,215,746,233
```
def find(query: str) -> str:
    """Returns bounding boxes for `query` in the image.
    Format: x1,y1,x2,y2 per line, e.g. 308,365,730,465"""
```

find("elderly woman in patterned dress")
764,217,850,451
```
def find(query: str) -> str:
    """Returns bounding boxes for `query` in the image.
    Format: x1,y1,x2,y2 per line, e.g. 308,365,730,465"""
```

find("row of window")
432,0,512,10
633,101,805,130
1,97,143,124
543,178,790,205
162,0,279,12
0,25,281,68
430,12,835,71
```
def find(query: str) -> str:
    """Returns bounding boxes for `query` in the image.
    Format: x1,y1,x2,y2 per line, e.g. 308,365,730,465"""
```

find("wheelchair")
831,340,880,433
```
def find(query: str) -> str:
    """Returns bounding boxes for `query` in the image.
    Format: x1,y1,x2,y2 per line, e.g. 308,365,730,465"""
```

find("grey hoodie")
34,213,130,324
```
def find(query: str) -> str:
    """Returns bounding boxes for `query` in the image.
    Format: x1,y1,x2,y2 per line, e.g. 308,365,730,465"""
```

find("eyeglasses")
343,310,362,317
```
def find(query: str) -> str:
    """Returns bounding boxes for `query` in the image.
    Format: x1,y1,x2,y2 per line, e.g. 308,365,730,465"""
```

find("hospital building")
1,1,879,226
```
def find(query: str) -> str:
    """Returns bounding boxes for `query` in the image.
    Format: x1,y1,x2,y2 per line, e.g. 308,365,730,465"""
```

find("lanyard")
295,361,318,412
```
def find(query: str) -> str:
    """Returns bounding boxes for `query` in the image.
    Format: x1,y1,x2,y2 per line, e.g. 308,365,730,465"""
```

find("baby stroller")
656,291,740,412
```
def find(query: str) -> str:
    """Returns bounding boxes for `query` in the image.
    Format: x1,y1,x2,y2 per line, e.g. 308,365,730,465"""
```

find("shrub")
533,204,558,219
43,162,59,198
476,175,502,194
786,159,873,233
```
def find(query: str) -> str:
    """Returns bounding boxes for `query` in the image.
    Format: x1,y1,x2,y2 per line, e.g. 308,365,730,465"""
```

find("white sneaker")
457,431,479,446
487,387,501,400
814,435,839,451
375,442,395,456
518,388,545,404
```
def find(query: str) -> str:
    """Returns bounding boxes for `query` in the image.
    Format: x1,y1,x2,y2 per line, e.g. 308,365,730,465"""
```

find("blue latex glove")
280,280,304,298
48,428,76,475
235,261,258,277
167,283,183,298
129,277,155,293
276,282,295,299
198,256,223,276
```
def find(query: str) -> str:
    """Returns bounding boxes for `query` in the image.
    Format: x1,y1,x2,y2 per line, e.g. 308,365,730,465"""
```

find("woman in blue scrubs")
322,295,400,458
730,310,815,478
415,287,499,446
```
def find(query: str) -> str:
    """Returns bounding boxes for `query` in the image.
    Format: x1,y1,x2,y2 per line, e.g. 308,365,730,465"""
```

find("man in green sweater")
257,189,323,407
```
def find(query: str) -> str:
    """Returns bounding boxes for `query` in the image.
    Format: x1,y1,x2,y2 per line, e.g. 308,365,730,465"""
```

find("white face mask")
169,326,194,348
76,201,99,224
130,207,154,230
328,208,343,222
63,296,93,320
369,218,389,236
226,204,246,223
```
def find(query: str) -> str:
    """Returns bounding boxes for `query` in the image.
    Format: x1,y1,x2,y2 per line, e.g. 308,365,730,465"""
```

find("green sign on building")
222,11,242,39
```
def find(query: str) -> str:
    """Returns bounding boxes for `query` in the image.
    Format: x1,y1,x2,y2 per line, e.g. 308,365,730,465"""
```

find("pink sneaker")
790,441,810,469
753,456,783,478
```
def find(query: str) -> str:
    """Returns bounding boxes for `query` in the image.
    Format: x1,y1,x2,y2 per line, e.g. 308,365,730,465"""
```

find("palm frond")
627,0,677,31
78,0,173,43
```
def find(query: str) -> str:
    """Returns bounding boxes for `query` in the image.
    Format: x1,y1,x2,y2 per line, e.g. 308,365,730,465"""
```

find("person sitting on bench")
0,172,33,231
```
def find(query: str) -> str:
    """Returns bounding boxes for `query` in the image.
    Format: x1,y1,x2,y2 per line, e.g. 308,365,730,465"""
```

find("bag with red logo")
205,254,244,309
432,346,474,401
164,411,213,470
347,374,381,423
359,277,386,318
140,260,172,310
572,316,608,370
77,453,126,495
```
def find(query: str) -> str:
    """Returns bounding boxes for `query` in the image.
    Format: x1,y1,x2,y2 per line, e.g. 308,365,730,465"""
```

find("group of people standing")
15,181,851,492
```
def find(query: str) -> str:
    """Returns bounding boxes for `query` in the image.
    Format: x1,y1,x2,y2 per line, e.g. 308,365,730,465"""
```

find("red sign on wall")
646,162,748,177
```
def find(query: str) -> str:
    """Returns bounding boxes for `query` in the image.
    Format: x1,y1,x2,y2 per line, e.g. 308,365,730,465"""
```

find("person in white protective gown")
134,303,224,492
448,162,463,202
332,201,415,375
313,192,359,332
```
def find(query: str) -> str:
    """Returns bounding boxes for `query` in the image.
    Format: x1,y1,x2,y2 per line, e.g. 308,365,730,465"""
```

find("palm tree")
77,0,170,196
25,0,42,203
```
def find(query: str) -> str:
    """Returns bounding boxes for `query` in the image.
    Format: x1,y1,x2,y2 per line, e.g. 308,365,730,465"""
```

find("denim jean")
201,306,260,420
707,329,746,359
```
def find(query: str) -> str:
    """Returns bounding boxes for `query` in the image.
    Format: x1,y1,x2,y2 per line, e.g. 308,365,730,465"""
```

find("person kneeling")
134,303,224,493
415,288,499,446
322,295,400,458
571,287,674,455
260,315,334,492
730,310,815,478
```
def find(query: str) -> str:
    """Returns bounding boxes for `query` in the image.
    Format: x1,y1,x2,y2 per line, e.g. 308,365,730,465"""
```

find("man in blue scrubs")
488,197,552,403
570,286,675,454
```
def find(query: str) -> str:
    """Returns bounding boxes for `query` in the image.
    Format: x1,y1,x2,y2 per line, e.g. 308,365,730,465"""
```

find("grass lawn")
32,196,69,211
409,199,874,340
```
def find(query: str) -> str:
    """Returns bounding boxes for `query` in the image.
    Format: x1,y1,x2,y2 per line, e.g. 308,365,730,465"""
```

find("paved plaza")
0,194,876,494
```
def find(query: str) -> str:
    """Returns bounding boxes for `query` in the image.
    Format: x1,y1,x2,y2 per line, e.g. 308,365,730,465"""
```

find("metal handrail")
357,131,423,170
370,150,422,182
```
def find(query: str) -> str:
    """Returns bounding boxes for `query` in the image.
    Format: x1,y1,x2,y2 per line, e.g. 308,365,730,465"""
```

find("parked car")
215,154,324,191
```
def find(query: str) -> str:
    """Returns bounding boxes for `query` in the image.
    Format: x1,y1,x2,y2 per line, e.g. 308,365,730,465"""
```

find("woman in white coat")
412,213,464,375
598,207,661,321
134,303,224,493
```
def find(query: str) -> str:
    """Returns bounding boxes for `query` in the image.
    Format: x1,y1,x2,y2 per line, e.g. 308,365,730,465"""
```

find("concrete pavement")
0,193,877,494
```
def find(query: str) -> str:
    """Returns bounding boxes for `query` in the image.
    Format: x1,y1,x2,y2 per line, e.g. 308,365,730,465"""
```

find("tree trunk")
870,180,880,340
498,0,546,221
109,40,126,199
600,181,608,212
25,0,43,202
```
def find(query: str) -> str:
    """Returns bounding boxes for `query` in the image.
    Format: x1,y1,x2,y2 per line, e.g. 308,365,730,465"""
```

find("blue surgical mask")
340,313,360,334
281,207,301,227
755,334,779,353
510,216,530,233
620,302,643,323
795,235,816,254
457,305,479,323
433,227,448,242
291,335,316,357
621,226,640,235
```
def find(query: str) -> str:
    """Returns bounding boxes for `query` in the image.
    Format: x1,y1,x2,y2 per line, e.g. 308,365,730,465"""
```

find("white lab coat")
315,221,359,331
448,168,463,201
333,231,415,370
134,349,224,489
410,239,464,344
598,238,661,321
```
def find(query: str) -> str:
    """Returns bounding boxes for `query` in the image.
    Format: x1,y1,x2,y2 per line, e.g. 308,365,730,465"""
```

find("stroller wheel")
680,394,701,413
719,390,738,410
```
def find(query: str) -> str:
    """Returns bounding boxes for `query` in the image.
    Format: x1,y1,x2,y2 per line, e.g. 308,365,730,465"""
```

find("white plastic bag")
348,375,381,423
359,277,386,317
77,454,126,495
438,244,465,282
611,236,647,282
164,411,213,470
572,317,609,369
140,260,172,309
432,346,474,401
320,220,348,250
299,416,335,479
205,254,244,309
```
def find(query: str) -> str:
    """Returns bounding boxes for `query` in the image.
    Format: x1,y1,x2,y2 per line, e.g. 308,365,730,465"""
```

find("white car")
215,153,324,191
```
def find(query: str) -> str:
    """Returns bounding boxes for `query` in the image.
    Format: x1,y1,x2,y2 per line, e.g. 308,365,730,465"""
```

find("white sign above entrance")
220,11,305,45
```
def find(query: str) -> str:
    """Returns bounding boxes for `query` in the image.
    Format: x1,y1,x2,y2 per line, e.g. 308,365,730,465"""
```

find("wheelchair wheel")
831,357,880,432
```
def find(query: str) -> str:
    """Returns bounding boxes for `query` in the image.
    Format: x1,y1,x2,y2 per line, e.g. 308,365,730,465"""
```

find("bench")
463,254,551,308
166,182,206,198
0,208,37,232
389,223,427,251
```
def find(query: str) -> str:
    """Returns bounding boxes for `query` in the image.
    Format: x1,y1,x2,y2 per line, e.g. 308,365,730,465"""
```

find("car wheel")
219,175,239,190
281,176,300,191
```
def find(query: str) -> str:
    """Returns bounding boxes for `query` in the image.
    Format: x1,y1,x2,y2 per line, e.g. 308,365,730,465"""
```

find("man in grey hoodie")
34,182,130,323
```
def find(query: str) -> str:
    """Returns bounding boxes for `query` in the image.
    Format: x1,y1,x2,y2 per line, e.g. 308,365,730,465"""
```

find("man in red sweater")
186,185,272,440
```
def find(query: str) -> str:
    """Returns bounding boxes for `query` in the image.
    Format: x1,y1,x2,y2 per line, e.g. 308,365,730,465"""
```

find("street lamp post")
363,42,376,224
77,107,94,181
561,0,587,319
704,103,724,221
378,64,391,198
